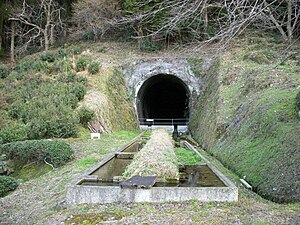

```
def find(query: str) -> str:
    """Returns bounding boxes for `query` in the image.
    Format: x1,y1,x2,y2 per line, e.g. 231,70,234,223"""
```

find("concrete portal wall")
123,58,203,98
123,58,210,119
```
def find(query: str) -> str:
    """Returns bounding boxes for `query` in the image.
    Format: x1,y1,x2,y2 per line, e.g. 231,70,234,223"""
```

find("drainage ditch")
65,131,238,205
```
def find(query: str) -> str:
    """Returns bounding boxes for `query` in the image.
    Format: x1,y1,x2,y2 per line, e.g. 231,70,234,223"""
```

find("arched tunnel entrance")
137,74,190,126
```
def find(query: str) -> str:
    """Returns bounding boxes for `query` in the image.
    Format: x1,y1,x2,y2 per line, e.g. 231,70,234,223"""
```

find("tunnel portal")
137,74,190,125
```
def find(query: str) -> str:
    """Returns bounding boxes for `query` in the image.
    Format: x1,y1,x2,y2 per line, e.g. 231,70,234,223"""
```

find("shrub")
88,61,101,74
40,51,57,62
73,45,83,55
0,140,74,167
15,57,48,74
23,100,79,139
58,71,76,83
296,91,300,118
70,83,86,101
77,107,94,127
0,65,10,79
139,37,162,52
0,121,27,144
49,58,73,74
76,56,89,72
0,176,19,197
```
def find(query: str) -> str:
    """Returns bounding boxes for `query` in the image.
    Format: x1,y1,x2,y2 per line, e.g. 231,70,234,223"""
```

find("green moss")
187,58,203,77
65,212,128,225
12,162,52,181
75,157,98,169
105,68,138,131
211,89,300,203
190,58,220,149
175,147,201,165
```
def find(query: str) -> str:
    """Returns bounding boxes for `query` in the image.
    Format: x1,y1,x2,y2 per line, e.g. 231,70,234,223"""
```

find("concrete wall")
122,58,216,119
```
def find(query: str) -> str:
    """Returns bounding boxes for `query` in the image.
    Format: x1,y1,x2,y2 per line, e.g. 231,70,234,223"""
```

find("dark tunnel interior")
137,74,190,120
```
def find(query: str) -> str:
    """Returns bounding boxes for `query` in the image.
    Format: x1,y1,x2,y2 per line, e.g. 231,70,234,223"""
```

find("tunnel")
137,74,190,125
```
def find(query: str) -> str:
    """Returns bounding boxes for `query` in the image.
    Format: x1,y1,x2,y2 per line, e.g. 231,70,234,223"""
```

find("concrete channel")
64,133,238,205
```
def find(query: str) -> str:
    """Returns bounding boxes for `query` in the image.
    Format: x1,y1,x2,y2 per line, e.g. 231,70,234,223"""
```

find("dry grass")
123,129,179,180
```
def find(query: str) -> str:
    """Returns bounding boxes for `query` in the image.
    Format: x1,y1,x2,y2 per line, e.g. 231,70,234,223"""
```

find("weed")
88,61,101,74
76,56,89,72
175,147,201,165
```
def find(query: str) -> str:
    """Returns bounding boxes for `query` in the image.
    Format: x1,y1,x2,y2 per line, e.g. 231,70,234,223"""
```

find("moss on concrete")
189,58,220,150
105,68,138,131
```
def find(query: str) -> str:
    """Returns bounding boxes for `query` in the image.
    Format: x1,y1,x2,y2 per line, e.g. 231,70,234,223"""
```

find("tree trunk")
44,30,49,51
10,21,15,64
287,0,293,43
203,0,208,34
0,7,3,55
50,24,55,46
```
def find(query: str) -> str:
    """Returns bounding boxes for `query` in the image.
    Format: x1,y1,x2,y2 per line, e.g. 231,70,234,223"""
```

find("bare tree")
116,0,300,50
261,0,300,43
72,0,120,39
9,0,65,54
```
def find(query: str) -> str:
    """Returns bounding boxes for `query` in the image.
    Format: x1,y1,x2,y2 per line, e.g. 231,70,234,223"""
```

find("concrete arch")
136,74,190,120
123,58,203,125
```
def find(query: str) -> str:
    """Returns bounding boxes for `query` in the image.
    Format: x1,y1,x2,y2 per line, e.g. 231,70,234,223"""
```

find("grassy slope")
191,32,300,203
0,130,140,224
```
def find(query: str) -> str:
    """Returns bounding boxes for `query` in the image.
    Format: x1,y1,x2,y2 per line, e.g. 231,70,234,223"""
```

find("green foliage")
0,140,74,167
76,56,89,71
0,65,10,79
40,51,57,62
212,89,300,203
77,107,94,127
0,175,19,197
3,70,87,139
296,91,300,116
72,45,83,55
15,57,48,74
187,58,203,77
139,37,162,52
175,147,201,165
0,121,27,144
88,61,101,74
243,50,276,64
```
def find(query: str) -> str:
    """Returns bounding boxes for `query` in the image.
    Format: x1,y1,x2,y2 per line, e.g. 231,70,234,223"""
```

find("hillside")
190,32,300,203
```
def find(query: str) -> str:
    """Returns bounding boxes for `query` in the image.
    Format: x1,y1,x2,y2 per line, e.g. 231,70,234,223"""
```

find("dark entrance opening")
137,74,190,125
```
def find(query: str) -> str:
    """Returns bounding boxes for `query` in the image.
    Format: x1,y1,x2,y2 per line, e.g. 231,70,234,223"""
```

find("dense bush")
15,57,48,74
0,121,27,144
0,140,74,167
77,107,94,127
0,65,10,79
40,51,57,62
76,56,89,71
5,75,86,139
0,175,19,197
88,61,101,74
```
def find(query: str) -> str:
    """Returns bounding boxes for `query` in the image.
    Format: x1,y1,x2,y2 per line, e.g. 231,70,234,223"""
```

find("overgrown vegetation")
0,176,19,197
123,129,178,180
0,50,88,142
0,140,74,167
175,147,201,166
